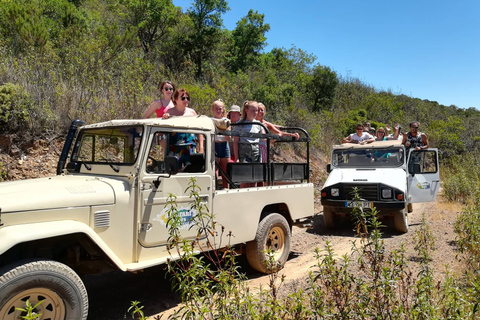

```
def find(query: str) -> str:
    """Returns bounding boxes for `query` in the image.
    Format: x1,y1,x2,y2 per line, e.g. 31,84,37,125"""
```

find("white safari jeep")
321,140,440,232
0,115,314,320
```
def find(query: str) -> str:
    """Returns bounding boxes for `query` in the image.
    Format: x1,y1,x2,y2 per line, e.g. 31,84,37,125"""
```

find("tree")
0,0,87,53
187,0,229,78
122,0,178,55
229,9,269,73
427,116,466,158
305,64,338,112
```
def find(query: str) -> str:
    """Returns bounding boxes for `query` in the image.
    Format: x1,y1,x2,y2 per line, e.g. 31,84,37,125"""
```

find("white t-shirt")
233,120,262,144
349,132,373,142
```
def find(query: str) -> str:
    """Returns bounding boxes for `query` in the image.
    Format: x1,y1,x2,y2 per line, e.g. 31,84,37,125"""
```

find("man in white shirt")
342,124,375,145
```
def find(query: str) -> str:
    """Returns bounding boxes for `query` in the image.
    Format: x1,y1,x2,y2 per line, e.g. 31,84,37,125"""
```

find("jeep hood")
0,175,117,213
323,168,407,191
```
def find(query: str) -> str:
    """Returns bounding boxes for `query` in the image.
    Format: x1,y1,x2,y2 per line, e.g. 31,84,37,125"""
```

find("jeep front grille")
343,184,378,201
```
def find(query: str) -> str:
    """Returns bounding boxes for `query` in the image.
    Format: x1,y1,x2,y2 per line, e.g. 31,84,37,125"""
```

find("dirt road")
84,197,462,320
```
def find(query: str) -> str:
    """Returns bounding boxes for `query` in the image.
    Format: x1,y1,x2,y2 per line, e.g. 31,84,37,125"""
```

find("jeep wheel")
0,260,88,320
246,213,291,274
323,207,336,228
393,209,409,233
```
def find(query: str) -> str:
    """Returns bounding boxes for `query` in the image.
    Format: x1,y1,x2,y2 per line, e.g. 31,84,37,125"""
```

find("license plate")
345,201,372,208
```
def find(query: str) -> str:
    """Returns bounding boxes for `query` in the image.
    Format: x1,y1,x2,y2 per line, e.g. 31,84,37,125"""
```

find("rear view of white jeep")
321,140,440,233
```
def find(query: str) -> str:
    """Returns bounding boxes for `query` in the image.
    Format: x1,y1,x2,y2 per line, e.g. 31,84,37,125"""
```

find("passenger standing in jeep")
342,124,375,145
402,121,429,150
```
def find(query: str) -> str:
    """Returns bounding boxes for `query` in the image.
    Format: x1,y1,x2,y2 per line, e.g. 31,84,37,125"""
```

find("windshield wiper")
99,158,120,173
82,163,92,171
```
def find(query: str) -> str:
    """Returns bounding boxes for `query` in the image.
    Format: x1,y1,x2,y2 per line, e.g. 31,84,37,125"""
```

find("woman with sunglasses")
164,89,197,117
163,89,203,168
375,127,387,141
143,81,175,118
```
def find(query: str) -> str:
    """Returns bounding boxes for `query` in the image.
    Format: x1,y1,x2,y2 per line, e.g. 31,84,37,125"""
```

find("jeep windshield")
71,126,143,166
332,147,405,168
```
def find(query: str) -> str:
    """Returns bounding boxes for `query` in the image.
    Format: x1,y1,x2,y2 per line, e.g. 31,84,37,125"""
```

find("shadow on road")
307,213,402,239
84,265,181,320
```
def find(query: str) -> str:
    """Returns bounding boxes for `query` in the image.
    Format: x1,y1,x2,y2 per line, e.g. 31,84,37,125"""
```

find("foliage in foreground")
441,152,480,205
128,181,480,319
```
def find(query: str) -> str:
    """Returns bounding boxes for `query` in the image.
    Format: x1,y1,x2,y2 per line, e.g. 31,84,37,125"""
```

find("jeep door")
407,149,440,203
138,129,212,248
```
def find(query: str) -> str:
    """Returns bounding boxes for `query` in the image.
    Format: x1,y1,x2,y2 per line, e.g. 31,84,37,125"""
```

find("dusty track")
84,197,462,320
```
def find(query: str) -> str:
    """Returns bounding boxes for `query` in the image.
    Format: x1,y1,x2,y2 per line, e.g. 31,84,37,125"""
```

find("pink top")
155,101,167,118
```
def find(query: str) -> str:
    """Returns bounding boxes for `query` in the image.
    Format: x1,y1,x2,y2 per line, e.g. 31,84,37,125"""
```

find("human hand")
163,113,170,119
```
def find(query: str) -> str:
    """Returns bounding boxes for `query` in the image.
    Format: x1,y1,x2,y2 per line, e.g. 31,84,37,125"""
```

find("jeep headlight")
381,188,393,199
331,188,340,197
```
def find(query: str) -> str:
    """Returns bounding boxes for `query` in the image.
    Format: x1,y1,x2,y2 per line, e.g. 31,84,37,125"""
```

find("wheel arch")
0,221,126,273
260,203,292,227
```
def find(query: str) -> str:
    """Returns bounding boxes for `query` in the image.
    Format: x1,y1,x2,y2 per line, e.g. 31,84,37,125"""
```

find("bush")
442,153,480,204
127,182,480,319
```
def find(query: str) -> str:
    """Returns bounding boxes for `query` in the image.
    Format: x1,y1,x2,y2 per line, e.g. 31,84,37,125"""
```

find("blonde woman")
233,101,262,164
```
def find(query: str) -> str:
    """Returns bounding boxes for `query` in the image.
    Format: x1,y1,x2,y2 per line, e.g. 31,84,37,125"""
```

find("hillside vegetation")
1,0,479,156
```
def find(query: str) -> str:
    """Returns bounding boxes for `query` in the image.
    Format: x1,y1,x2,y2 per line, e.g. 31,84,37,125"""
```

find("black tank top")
406,132,423,149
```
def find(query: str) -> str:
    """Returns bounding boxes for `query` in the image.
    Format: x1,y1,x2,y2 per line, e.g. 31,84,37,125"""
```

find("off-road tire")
393,209,409,233
246,213,291,274
0,259,88,320
323,206,336,228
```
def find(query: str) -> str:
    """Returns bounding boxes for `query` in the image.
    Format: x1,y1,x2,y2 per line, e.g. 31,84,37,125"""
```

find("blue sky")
173,0,479,109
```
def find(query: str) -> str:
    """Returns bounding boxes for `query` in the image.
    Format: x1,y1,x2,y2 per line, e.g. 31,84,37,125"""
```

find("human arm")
419,133,429,149
233,136,239,162
402,133,409,146
342,134,354,143
361,134,375,145
143,100,160,119
197,134,204,153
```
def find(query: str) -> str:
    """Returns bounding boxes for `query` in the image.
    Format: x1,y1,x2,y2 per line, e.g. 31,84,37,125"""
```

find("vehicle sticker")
153,206,197,230
416,182,431,190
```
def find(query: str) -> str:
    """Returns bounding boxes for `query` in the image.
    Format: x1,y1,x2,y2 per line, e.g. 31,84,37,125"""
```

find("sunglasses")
163,87,174,91
411,126,419,129
181,96,190,101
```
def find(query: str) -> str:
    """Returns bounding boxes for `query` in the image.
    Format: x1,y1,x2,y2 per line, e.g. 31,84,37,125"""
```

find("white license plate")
345,201,372,208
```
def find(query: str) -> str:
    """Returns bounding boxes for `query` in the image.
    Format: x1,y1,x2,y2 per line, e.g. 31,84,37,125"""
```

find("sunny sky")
173,0,480,110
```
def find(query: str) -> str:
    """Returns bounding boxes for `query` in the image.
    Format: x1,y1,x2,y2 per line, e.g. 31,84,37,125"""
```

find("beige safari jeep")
0,115,314,320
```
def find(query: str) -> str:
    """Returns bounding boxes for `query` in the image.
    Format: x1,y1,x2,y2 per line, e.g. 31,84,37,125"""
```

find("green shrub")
127,183,480,319
0,83,33,134
442,153,480,204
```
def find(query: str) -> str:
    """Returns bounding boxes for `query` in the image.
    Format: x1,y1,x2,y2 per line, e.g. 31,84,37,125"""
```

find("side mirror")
153,156,179,188
165,156,179,175
326,164,331,173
